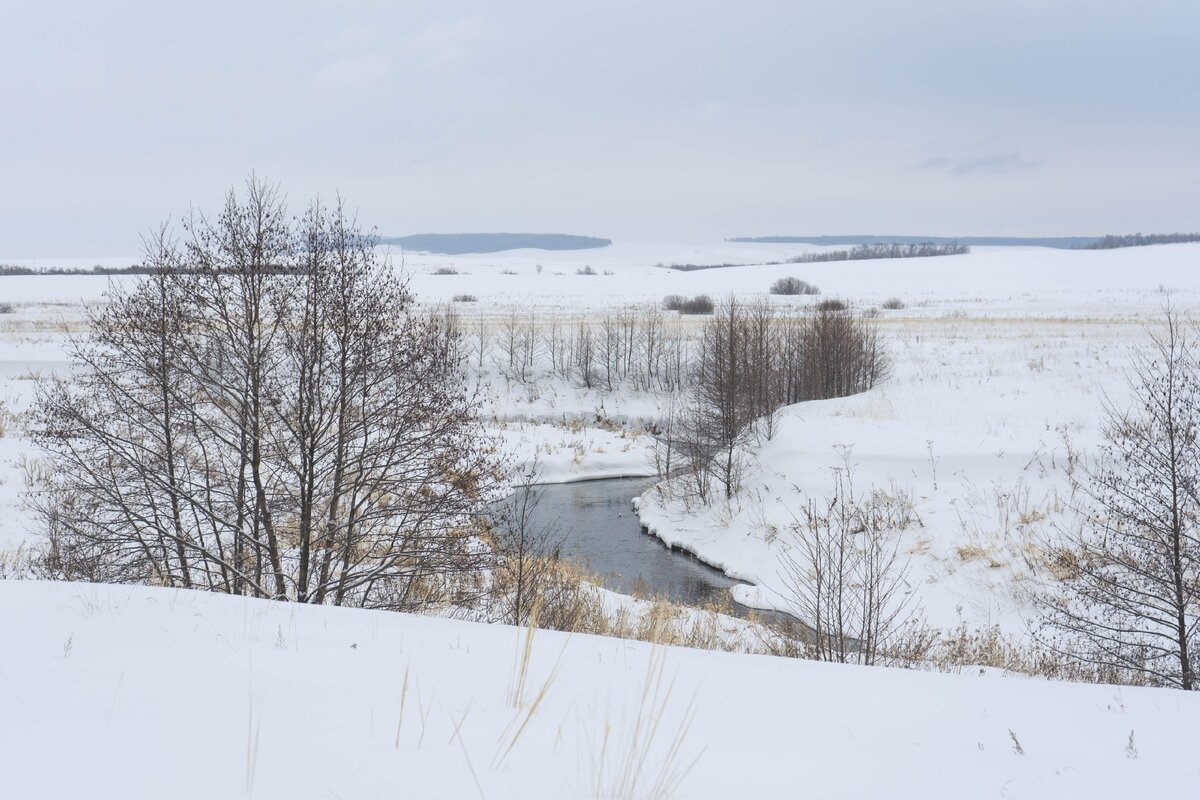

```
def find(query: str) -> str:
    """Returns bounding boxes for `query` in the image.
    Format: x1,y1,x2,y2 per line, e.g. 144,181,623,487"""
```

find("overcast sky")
3,1,1198,256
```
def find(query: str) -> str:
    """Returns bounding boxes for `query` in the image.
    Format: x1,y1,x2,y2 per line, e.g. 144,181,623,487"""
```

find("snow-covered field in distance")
7,239,1199,312
1,241,1199,797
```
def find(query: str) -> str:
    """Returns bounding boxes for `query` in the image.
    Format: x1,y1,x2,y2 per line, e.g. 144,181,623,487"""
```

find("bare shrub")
452,294,478,303
662,294,715,315
488,463,566,626
432,266,459,275
576,265,597,276
815,298,848,312
769,276,819,296
779,466,924,665
0,302,14,314
677,295,714,315
881,297,905,310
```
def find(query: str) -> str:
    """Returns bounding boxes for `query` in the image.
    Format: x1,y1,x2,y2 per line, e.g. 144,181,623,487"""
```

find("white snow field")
2,579,1198,800
2,241,1200,797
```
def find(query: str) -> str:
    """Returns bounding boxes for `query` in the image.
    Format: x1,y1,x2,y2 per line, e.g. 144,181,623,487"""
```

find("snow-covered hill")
1,580,1196,799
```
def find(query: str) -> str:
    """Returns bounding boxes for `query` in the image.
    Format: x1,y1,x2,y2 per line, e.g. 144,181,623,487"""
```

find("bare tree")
779,463,924,665
693,297,752,499
1038,312,1200,689
34,177,505,611
574,320,596,388
598,314,621,391
496,310,521,380
471,316,489,372
489,457,564,625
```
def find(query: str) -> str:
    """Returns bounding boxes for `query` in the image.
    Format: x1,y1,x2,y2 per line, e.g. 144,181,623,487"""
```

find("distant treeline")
0,264,300,277
1082,233,1200,250
665,261,783,272
732,235,1096,249
788,242,969,264
377,232,612,255
733,233,1200,250
0,263,145,276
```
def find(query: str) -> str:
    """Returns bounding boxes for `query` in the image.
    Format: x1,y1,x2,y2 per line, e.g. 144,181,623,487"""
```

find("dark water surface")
527,477,749,610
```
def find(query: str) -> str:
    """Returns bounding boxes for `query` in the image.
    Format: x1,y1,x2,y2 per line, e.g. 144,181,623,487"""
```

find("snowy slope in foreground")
1,581,1196,799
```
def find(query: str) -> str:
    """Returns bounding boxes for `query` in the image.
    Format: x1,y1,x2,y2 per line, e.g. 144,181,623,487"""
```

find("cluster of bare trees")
33,179,504,610
468,298,886,411
1039,312,1200,689
475,307,694,392
659,298,889,502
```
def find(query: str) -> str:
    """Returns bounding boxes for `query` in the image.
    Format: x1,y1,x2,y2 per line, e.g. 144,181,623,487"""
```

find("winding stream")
527,477,787,622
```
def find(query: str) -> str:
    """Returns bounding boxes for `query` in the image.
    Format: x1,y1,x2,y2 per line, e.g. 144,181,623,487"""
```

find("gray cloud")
950,152,1037,175
911,157,955,172
913,152,1037,176
1,1,1198,255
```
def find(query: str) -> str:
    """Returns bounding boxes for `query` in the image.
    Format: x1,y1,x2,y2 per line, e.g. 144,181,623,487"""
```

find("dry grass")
0,544,40,580
0,399,23,438
923,623,1144,685
484,554,1143,687
586,646,703,800
954,543,1004,568
494,602,567,768
490,557,782,656
394,663,411,748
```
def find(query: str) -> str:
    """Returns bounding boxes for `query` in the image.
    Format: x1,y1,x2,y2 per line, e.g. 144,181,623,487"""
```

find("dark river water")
521,477,767,616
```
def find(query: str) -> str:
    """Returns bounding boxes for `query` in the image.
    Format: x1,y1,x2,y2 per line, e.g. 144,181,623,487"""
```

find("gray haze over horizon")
3,1,1198,257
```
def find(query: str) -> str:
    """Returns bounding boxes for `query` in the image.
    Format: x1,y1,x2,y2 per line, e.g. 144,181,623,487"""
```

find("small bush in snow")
769,276,819,295
815,298,848,312
662,295,715,314
881,297,905,310
678,295,715,315
452,294,477,303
